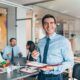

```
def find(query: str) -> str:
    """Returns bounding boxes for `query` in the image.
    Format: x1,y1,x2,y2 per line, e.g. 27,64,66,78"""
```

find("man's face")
43,18,56,36
10,39,16,47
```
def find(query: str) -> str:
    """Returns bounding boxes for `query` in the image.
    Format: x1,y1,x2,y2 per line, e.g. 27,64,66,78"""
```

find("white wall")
16,7,28,57
17,20,26,57
7,7,16,44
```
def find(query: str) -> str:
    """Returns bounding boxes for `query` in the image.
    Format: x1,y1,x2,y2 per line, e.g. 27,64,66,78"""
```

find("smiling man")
33,14,74,80
32,14,74,80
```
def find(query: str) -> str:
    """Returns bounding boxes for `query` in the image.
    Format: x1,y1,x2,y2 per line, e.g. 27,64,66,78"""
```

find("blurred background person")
26,40,38,61
2,38,22,64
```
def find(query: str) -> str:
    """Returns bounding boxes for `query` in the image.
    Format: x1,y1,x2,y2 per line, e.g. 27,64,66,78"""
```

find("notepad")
20,67,38,73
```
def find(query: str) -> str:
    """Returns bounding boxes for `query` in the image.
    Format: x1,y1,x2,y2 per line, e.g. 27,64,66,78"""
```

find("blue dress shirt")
38,33,74,75
2,45,21,60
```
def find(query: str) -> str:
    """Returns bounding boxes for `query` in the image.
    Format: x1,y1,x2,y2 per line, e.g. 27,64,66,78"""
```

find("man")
3,38,22,64
32,14,74,80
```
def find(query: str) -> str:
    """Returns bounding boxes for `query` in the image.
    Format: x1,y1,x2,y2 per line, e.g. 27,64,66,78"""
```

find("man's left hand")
39,65,54,71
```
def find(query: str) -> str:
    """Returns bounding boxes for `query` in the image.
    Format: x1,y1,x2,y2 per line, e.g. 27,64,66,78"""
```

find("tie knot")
47,37,50,42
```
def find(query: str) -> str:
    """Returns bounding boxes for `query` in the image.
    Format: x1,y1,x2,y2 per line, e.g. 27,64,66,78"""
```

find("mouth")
47,28,52,31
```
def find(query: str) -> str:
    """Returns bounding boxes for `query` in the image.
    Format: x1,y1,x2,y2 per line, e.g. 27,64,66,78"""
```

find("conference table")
0,66,39,80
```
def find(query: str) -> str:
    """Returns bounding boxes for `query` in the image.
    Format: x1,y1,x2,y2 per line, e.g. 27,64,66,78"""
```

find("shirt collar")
9,45,16,48
46,32,56,40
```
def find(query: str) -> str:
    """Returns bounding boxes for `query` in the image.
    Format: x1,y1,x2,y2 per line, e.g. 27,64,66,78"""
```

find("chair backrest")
0,52,3,56
72,63,80,79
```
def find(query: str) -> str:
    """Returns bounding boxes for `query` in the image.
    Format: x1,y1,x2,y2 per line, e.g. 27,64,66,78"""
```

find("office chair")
72,63,80,80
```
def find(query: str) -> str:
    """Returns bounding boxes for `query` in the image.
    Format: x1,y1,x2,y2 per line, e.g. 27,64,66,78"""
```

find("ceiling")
36,0,80,18
0,0,80,19
6,0,52,5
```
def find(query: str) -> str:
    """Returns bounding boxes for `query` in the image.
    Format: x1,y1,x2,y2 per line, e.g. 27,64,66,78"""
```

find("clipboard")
38,63,62,71
26,61,47,68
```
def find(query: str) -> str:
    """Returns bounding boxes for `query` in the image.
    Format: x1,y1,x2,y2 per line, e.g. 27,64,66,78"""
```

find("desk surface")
0,67,38,80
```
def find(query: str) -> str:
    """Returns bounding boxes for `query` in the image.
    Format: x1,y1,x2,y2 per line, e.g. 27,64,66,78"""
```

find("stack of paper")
27,61,47,67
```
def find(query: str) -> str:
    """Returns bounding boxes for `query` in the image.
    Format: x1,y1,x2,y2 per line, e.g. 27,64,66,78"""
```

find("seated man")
2,38,22,64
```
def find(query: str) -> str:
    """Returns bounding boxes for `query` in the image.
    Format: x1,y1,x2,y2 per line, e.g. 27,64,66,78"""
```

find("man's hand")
6,60,10,64
7,53,12,56
31,50,39,59
39,65,54,71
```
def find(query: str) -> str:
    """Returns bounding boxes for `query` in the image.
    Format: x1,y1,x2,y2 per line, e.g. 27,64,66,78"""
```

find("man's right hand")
7,53,12,56
31,50,39,59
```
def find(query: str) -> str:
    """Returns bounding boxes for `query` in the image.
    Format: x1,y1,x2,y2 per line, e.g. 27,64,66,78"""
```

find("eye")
44,22,48,26
50,22,55,24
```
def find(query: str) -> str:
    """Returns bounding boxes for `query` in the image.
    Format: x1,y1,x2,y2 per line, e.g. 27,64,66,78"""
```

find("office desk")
0,67,38,80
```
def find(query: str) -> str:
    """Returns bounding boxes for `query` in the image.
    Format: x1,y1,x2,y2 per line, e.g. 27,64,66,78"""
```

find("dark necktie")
43,38,50,63
11,48,14,64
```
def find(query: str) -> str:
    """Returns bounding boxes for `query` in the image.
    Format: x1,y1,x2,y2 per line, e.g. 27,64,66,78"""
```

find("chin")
48,31,54,34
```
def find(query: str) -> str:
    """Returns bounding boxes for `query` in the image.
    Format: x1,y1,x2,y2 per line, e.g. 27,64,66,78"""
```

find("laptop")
13,57,26,66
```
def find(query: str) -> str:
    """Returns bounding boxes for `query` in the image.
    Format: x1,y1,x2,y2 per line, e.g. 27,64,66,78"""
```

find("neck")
46,32,55,37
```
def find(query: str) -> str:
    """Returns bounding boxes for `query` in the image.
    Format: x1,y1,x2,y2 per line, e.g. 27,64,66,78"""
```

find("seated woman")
26,41,37,61
23,41,38,80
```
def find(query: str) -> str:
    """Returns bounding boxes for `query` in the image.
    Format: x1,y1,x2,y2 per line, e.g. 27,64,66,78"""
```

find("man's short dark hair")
42,14,56,25
10,38,16,42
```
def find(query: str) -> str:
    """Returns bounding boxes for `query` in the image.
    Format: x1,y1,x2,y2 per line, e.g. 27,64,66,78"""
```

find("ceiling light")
49,6,55,9
60,10,68,13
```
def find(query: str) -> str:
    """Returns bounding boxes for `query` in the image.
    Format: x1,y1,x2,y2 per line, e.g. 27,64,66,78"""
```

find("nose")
47,23,51,28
